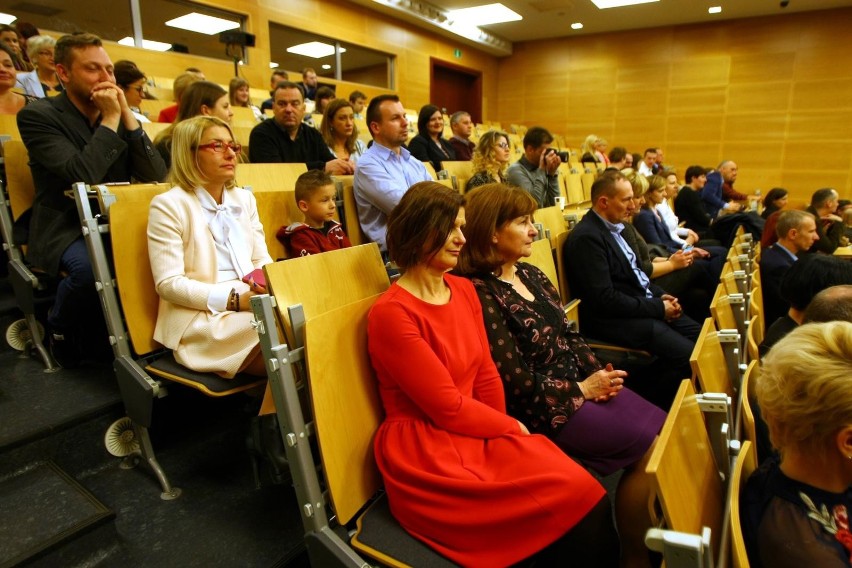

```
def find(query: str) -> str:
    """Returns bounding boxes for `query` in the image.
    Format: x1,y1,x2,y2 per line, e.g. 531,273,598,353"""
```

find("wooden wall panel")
497,7,852,198
727,83,791,114
668,87,727,115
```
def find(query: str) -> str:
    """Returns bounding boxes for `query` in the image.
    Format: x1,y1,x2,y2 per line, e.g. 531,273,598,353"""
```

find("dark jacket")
248,119,334,171
406,133,456,173
17,93,167,275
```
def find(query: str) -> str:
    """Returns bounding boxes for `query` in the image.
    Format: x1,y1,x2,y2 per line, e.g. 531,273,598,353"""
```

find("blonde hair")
625,169,649,200
757,321,852,456
168,116,236,192
470,130,510,182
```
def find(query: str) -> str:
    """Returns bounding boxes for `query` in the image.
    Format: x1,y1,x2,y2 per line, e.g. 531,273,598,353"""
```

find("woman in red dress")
367,181,618,567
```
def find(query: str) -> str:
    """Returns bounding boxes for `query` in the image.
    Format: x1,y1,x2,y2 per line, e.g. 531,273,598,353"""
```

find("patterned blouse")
469,263,601,436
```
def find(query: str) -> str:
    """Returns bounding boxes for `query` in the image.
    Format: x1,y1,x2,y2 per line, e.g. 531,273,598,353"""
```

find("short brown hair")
776,209,815,239
387,182,464,271
456,183,537,275
55,32,102,68
294,170,334,204
591,171,625,203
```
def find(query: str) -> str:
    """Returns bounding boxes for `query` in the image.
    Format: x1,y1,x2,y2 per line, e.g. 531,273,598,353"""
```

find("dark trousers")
585,314,700,409
48,237,98,332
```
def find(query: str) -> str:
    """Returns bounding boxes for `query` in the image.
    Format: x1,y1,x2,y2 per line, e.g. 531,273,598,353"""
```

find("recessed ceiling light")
269,61,279,68
165,13,240,35
447,3,522,26
286,41,346,58
591,0,659,8
571,22,584,29
321,64,331,70
117,37,173,52
0,12,16,25
708,6,722,13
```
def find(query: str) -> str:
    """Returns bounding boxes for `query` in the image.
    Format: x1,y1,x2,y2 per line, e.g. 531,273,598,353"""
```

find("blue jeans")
48,237,97,332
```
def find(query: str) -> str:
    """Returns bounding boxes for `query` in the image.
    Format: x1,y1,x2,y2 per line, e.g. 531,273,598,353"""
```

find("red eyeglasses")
196,141,242,155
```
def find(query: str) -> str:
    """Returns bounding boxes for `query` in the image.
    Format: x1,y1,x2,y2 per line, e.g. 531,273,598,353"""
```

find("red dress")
368,275,605,567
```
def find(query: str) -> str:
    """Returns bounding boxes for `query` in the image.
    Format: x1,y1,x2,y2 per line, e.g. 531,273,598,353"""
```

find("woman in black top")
407,104,455,173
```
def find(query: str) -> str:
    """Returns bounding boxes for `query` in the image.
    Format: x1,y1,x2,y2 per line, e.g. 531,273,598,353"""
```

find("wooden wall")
99,0,499,120
496,7,852,204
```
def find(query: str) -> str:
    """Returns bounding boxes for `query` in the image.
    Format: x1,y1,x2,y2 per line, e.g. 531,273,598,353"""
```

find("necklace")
495,267,516,284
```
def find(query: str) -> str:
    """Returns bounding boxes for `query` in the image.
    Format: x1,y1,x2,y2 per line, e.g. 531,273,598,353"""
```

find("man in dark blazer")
564,172,700,401
760,210,819,327
17,33,167,367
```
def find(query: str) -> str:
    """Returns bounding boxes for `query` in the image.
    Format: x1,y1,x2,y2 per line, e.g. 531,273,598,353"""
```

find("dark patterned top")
465,170,504,192
469,262,601,435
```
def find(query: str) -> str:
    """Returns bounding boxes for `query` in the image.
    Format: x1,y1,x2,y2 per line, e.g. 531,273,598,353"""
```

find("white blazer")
147,185,272,350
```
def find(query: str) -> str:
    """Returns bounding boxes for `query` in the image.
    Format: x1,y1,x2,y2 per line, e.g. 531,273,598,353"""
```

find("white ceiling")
351,0,852,50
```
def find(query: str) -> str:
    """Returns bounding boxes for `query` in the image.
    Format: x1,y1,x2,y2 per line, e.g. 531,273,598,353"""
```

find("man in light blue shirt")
354,94,431,253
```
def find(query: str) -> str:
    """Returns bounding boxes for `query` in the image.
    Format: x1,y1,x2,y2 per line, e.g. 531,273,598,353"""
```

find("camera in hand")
546,149,569,163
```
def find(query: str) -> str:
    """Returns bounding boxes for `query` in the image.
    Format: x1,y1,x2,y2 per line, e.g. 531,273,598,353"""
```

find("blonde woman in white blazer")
148,116,272,383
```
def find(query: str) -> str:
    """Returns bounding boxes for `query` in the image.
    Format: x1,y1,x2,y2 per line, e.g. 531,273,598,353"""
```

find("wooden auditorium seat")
525,238,559,290
534,205,567,248
691,317,739,397
237,162,307,192
0,140,56,370
333,175,367,246
645,379,726,566
0,114,21,139
72,182,277,500
140,121,169,141
252,246,455,566
441,160,473,193
729,440,757,568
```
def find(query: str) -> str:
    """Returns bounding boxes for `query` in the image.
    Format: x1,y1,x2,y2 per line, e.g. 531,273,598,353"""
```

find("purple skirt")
554,388,665,476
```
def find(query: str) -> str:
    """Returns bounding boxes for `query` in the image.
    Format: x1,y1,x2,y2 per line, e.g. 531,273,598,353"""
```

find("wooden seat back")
3,140,34,221
746,315,763,363
109,186,174,355
263,243,389,346
739,360,759,454
335,175,367,246
252,190,299,262
230,106,259,128
304,295,384,524
555,230,571,305
526,238,559,290
0,115,21,140
690,317,735,396
646,379,724,559
421,161,438,180
710,285,741,332
141,122,170,142
442,160,473,193
237,162,307,192
535,205,567,248
730,440,757,568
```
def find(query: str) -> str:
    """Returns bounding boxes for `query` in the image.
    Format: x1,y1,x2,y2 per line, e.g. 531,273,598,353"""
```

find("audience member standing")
17,33,167,367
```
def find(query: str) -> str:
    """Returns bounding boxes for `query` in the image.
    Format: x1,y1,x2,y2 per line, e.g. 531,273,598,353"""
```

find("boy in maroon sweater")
277,170,351,257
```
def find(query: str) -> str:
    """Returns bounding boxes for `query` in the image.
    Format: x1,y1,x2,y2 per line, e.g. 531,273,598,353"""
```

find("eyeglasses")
497,142,510,149
196,141,241,155
37,50,54,58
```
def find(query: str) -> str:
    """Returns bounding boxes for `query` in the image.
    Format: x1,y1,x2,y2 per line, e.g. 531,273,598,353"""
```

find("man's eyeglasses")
196,141,242,155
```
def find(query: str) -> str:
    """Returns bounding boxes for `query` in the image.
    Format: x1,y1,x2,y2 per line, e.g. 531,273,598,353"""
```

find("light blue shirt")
353,141,431,251
593,211,654,298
